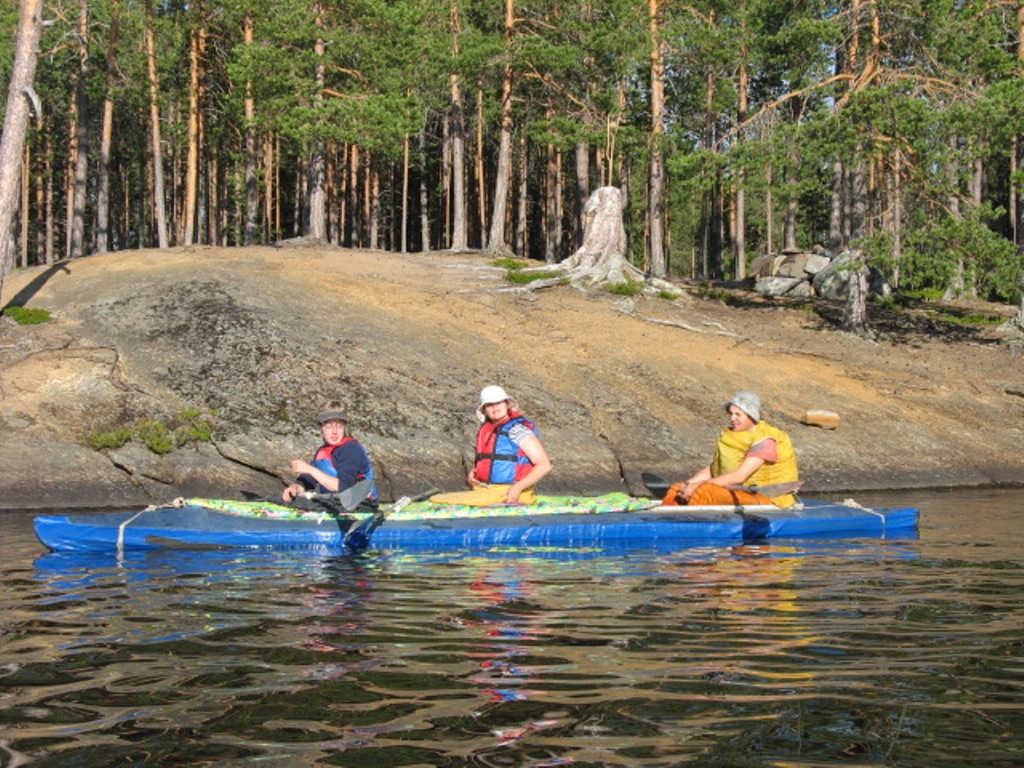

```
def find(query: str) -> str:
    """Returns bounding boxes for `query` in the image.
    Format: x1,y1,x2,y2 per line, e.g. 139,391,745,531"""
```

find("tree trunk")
733,42,748,280
574,142,589,250
347,143,358,246
144,0,169,248
183,14,204,246
368,159,380,249
710,173,724,278
475,88,486,245
646,0,666,278
516,131,528,256
274,135,282,238
401,132,410,252
850,154,867,240
306,144,326,240
45,139,54,263
33,113,47,263
0,0,43,280
783,153,798,250
889,151,903,289
69,0,90,259
830,159,845,248
325,141,337,242
96,0,120,254
243,12,258,246
419,128,431,250
1014,3,1024,248
263,135,275,242
486,0,515,255
698,47,715,278
448,2,467,251
197,52,209,243
544,140,560,263
20,138,29,267
841,250,870,335
306,8,327,241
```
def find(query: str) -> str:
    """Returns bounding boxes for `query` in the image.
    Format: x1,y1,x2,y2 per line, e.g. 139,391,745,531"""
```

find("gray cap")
317,409,349,424
725,391,761,422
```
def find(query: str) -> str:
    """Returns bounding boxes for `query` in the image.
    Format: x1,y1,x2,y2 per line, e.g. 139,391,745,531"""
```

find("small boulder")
755,275,805,297
776,253,811,278
802,409,841,430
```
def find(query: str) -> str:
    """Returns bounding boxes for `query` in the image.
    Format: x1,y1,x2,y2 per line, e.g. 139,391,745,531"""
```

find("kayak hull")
33,496,919,553
32,504,355,552
371,503,919,550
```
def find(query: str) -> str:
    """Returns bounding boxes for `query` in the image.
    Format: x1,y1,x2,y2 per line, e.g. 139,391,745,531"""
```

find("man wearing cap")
431,385,552,506
282,401,378,504
662,390,800,508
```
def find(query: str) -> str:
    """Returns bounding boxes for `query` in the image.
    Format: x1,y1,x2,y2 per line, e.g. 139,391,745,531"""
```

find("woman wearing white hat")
661,390,799,508
431,385,552,506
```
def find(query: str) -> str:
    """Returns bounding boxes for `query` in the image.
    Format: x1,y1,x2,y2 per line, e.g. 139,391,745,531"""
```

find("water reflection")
0,489,1022,766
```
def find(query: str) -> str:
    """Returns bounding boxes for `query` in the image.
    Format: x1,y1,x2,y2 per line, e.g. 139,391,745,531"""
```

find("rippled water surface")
2,487,1022,767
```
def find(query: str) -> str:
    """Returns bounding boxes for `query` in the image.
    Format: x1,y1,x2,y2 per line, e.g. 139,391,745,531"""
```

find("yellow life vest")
711,421,800,507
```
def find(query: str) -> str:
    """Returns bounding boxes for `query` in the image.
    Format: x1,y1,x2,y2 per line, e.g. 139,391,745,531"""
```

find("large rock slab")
1,245,1021,509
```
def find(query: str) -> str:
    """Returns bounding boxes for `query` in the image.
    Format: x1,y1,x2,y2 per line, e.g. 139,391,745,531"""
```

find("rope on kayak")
117,498,187,554
842,498,887,529
117,509,148,554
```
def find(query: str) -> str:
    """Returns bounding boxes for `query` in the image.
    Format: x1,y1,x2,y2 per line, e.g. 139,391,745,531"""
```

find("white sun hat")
477,385,518,422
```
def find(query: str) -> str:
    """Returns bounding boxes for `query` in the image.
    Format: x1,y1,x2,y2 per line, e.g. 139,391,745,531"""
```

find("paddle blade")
331,477,375,511
733,480,804,498
641,472,671,498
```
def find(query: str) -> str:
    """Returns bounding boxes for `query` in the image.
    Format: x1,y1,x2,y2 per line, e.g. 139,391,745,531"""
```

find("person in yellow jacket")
662,390,800,507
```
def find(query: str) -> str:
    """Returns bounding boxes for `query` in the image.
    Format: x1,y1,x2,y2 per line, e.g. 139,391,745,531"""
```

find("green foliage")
606,278,644,297
903,288,945,302
85,410,217,456
8,0,1024,310
504,269,563,285
496,257,563,284
491,257,529,271
136,420,175,455
902,210,1021,302
174,408,216,443
2,306,52,325
938,312,1005,328
85,427,134,451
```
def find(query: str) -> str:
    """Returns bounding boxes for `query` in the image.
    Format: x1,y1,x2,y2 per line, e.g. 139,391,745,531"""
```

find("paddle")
293,477,375,516
641,471,672,499
343,482,440,551
641,471,803,502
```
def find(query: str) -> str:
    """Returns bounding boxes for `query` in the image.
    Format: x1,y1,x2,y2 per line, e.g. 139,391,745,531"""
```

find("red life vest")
474,413,535,484
312,436,377,498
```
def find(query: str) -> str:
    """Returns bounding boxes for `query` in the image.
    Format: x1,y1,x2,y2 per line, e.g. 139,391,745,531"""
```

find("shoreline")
2,246,1022,509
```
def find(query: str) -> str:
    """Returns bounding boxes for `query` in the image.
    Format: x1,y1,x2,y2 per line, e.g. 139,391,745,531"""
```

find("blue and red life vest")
313,436,377,500
474,413,536,485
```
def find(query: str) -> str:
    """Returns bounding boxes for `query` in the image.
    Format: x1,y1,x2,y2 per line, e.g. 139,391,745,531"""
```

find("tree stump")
562,186,643,286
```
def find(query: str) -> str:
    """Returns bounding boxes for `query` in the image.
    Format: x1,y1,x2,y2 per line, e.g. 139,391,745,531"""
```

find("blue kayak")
33,493,919,553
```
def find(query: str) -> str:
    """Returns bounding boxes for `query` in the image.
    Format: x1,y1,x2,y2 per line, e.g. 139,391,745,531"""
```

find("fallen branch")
632,313,740,338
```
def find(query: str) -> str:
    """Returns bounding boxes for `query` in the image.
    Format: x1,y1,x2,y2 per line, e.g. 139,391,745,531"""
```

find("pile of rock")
750,246,890,300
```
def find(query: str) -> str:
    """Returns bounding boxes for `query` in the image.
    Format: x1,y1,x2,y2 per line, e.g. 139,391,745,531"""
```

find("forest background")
1,0,1023,307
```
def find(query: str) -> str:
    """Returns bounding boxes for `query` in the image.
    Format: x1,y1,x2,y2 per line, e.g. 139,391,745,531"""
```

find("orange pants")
662,481,772,507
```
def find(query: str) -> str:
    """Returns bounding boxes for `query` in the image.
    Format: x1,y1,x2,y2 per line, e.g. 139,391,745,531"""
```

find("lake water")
1,487,1022,767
